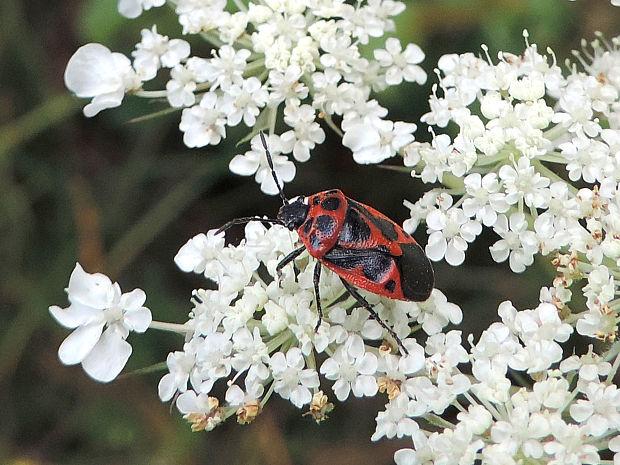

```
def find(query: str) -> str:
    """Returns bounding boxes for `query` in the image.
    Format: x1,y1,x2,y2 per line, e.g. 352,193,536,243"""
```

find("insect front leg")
216,217,284,235
313,262,323,332
339,278,409,355
275,246,306,284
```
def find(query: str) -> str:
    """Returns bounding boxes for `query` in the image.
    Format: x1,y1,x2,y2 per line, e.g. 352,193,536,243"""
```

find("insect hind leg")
339,278,409,355
313,262,323,332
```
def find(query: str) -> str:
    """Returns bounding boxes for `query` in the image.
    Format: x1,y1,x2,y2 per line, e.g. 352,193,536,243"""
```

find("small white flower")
64,44,141,117
203,45,250,90
158,349,198,401
512,303,573,344
404,134,453,184
462,172,509,226
490,406,549,459
320,334,378,401
179,92,227,147
174,230,226,279
372,393,419,441
176,0,228,35
132,25,190,81
532,377,571,410
411,289,463,335
489,212,539,273
118,0,165,19
312,68,355,115
570,382,620,437
225,378,264,407
374,38,426,86
498,157,551,209
229,133,295,195
425,200,482,266
270,347,320,408
175,390,223,431
281,104,325,162
165,57,211,108
49,263,151,382
425,330,469,368
560,345,612,383
268,65,309,107
221,77,268,127
544,416,600,464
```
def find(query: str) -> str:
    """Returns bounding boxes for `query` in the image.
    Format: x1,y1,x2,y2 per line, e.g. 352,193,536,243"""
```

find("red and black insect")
219,133,434,353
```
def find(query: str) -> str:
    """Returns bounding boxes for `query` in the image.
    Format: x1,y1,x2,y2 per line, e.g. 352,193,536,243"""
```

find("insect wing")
321,198,434,301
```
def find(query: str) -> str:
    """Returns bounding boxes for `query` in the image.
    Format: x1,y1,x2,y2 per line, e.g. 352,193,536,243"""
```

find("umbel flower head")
158,221,461,429
63,0,427,194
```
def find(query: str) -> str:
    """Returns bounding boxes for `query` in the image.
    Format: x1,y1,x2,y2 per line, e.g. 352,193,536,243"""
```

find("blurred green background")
1,0,618,464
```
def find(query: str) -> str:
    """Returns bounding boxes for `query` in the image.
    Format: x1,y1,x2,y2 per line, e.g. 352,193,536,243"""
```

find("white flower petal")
49,303,101,329
124,306,152,333
120,288,147,310
81,327,132,382
158,373,178,401
229,154,259,176
58,322,105,365
66,263,113,309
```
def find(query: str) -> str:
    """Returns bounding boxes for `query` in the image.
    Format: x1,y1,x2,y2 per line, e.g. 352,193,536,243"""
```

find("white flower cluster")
404,32,620,277
388,32,620,464
64,0,427,194
160,221,462,429
402,32,620,344
395,298,619,465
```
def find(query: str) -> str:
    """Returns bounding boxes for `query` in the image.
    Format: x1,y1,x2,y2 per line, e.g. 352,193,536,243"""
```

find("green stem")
200,31,225,48
531,159,577,195
133,90,169,98
606,345,620,383
231,0,247,11
149,321,189,334
323,114,343,138
424,413,456,430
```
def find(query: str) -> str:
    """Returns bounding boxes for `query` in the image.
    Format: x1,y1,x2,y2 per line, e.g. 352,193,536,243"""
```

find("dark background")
1,0,618,463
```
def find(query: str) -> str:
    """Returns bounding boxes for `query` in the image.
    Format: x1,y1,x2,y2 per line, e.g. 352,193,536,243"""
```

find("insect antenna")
259,131,288,205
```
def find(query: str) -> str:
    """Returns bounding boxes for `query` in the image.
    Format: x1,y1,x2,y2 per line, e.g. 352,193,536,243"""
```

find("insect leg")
216,217,284,235
313,262,323,332
339,278,409,355
275,246,306,282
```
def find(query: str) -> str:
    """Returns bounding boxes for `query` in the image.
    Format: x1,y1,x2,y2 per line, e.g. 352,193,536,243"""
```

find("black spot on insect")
321,196,341,211
325,189,339,195
340,207,371,243
315,215,336,236
302,217,314,235
309,232,321,250
346,200,399,242
384,280,396,293
312,196,320,206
